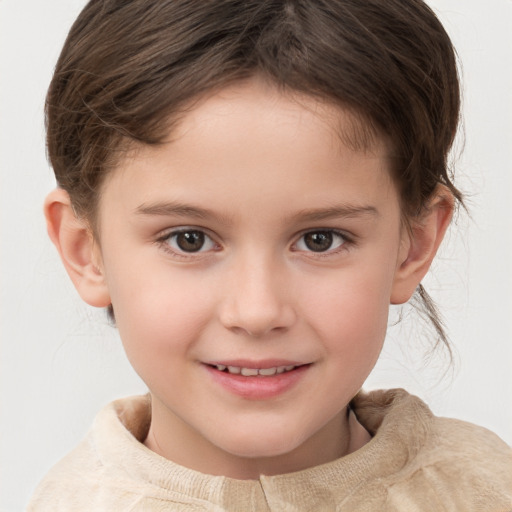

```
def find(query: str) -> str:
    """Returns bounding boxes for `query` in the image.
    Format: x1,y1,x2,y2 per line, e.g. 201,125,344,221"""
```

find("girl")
24,0,512,510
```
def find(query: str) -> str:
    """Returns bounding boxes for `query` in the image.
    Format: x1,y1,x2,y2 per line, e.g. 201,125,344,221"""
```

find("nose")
218,254,296,337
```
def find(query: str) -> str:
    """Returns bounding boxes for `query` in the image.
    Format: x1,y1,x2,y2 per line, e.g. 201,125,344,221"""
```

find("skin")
45,78,452,479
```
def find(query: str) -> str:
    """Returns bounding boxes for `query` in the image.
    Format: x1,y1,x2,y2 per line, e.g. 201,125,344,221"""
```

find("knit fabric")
28,389,512,511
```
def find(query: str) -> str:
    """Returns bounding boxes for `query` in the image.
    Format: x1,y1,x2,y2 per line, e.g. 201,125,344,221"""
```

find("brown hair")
46,0,462,350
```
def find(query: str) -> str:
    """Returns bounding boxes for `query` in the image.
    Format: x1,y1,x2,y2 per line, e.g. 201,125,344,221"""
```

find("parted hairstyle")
46,0,462,350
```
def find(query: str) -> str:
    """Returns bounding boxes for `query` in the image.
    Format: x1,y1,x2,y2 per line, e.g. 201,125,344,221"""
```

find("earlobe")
44,188,111,308
391,186,454,305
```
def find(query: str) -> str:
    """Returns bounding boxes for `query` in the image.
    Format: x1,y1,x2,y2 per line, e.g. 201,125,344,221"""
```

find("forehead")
171,78,385,155
98,79,397,227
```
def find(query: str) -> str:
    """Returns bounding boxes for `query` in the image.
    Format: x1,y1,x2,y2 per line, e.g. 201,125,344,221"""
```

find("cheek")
105,261,213,357
303,264,394,358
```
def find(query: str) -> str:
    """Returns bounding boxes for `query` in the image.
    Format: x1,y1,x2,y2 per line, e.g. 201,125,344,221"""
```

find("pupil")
304,232,333,252
176,231,204,252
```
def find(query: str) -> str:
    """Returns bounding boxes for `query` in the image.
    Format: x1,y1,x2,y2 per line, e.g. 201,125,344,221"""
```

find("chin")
214,427,306,460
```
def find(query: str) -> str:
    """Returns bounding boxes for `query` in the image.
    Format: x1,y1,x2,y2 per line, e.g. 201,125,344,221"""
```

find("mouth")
207,364,302,377
203,361,311,399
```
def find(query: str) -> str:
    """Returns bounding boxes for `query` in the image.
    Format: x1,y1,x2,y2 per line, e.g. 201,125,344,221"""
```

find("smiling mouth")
208,364,304,376
205,362,311,399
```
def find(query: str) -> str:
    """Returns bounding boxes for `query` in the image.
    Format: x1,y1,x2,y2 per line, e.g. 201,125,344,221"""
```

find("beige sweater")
28,389,512,511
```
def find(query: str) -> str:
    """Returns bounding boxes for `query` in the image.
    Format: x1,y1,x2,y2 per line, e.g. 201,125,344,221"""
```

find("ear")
44,188,111,308
391,186,454,305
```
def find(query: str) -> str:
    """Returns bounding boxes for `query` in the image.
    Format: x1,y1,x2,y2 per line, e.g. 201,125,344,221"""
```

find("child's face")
94,79,408,476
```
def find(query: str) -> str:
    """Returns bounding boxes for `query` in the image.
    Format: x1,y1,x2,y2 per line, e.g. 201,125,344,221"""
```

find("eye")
164,229,217,253
295,230,346,253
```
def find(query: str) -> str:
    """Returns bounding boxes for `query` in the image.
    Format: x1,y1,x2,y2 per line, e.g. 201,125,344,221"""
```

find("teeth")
258,367,277,376
241,368,259,376
215,365,297,376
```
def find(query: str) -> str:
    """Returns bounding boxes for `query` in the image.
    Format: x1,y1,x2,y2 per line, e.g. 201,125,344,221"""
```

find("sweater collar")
92,389,433,509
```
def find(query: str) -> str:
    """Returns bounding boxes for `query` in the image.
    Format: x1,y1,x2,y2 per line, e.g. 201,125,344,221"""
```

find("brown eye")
304,232,332,252
176,231,205,252
166,230,216,253
296,231,345,253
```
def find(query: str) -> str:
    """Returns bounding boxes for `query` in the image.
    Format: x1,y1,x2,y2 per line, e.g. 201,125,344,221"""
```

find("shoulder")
420,415,512,496
432,413,512,463
351,389,512,510
27,436,106,511
26,395,205,511
395,417,512,511
27,396,143,511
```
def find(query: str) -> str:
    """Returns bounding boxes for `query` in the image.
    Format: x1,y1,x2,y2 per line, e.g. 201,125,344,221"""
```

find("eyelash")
156,227,354,260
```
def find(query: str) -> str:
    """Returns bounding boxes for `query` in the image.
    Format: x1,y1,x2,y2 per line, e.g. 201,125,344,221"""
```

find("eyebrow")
135,201,232,224
289,204,379,222
135,200,378,224
136,201,212,218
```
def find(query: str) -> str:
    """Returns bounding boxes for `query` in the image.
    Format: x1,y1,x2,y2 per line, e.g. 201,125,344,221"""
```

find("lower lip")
204,364,310,400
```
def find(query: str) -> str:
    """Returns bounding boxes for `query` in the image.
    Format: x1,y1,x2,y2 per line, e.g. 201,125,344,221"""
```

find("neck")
144,401,370,479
